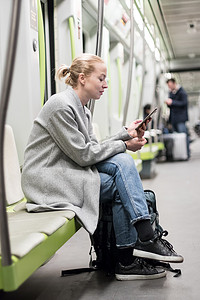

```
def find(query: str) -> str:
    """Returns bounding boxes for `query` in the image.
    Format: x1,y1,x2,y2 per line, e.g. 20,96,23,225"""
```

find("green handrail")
116,57,122,118
136,74,142,118
69,16,76,60
107,52,112,111
37,0,46,106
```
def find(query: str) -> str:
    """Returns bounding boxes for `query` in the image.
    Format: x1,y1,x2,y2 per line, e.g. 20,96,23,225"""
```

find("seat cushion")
0,210,75,257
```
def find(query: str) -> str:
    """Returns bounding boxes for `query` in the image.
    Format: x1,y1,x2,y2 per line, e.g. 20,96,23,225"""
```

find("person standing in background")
165,78,190,159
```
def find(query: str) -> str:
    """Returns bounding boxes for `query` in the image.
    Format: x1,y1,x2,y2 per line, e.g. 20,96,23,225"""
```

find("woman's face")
83,62,108,100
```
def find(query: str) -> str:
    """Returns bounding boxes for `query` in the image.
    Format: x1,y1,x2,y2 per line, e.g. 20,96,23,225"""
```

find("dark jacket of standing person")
168,85,188,125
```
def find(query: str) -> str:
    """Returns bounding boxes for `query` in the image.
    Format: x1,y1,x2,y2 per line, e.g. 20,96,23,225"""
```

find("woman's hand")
125,137,147,152
127,119,148,139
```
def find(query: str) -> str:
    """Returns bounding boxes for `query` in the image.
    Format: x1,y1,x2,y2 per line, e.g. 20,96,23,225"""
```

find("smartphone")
135,107,158,130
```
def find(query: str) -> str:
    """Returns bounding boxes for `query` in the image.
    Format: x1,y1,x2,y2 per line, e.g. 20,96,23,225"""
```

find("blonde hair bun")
56,54,104,88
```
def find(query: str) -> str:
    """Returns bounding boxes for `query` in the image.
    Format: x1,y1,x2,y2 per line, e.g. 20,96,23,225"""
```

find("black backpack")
90,189,181,277
61,190,181,277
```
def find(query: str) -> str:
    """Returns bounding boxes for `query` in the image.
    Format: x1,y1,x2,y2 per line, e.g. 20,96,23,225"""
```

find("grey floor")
1,138,200,300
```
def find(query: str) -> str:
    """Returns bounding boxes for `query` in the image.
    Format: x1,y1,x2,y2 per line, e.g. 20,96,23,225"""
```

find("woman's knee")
96,153,137,176
111,153,136,168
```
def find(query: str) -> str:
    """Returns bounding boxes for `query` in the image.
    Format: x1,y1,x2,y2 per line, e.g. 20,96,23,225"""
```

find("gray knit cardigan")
21,86,131,234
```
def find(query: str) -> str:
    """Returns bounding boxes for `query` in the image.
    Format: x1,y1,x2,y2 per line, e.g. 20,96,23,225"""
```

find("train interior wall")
0,0,200,298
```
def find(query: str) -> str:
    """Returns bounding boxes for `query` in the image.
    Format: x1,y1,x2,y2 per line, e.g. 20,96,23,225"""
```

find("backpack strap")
151,261,182,278
61,267,97,276
61,243,98,277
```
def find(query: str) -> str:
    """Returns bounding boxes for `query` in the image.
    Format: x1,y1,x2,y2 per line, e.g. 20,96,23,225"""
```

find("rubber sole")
133,249,184,263
115,270,167,281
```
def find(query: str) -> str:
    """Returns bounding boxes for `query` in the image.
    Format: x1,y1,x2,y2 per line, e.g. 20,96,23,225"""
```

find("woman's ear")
79,73,85,85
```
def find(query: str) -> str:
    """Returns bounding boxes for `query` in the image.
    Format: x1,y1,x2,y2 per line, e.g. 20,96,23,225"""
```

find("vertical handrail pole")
37,0,46,106
95,0,104,57
0,0,22,266
88,0,104,115
122,0,134,126
69,16,76,60
137,0,145,119
116,57,123,118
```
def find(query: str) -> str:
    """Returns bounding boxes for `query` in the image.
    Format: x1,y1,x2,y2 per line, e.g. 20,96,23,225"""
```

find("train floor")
1,138,200,300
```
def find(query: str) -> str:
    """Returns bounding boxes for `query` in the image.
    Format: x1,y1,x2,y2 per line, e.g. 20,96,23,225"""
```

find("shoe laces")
155,230,176,253
134,257,155,271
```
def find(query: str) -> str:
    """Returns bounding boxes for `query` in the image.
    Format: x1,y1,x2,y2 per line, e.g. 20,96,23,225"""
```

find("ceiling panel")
159,0,200,59
147,0,200,103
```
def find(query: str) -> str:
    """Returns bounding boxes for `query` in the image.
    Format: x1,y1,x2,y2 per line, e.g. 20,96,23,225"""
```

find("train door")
109,42,124,135
142,49,156,112
53,0,83,93
92,27,110,139
0,0,41,165
82,1,110,139
103,0,130,135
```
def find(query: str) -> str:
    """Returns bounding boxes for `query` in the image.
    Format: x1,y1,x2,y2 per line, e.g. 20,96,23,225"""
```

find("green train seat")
0,125,81,292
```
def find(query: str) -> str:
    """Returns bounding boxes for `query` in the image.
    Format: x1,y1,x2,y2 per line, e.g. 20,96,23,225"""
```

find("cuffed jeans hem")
130,215,151,226
116,242,136,249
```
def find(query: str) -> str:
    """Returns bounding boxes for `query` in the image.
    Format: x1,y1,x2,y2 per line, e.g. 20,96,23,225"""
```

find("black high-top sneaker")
133,231,184,263
115,257,166,281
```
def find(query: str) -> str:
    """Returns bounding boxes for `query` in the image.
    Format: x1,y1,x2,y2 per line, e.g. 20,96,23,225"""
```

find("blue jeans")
96,153,150,248
172,122,190,157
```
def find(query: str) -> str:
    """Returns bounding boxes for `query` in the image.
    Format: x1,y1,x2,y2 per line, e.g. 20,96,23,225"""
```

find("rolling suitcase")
163,133,188,161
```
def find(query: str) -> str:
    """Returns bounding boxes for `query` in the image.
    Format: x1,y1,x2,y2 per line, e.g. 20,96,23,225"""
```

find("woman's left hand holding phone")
124,119,150,152
126,119,148,139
